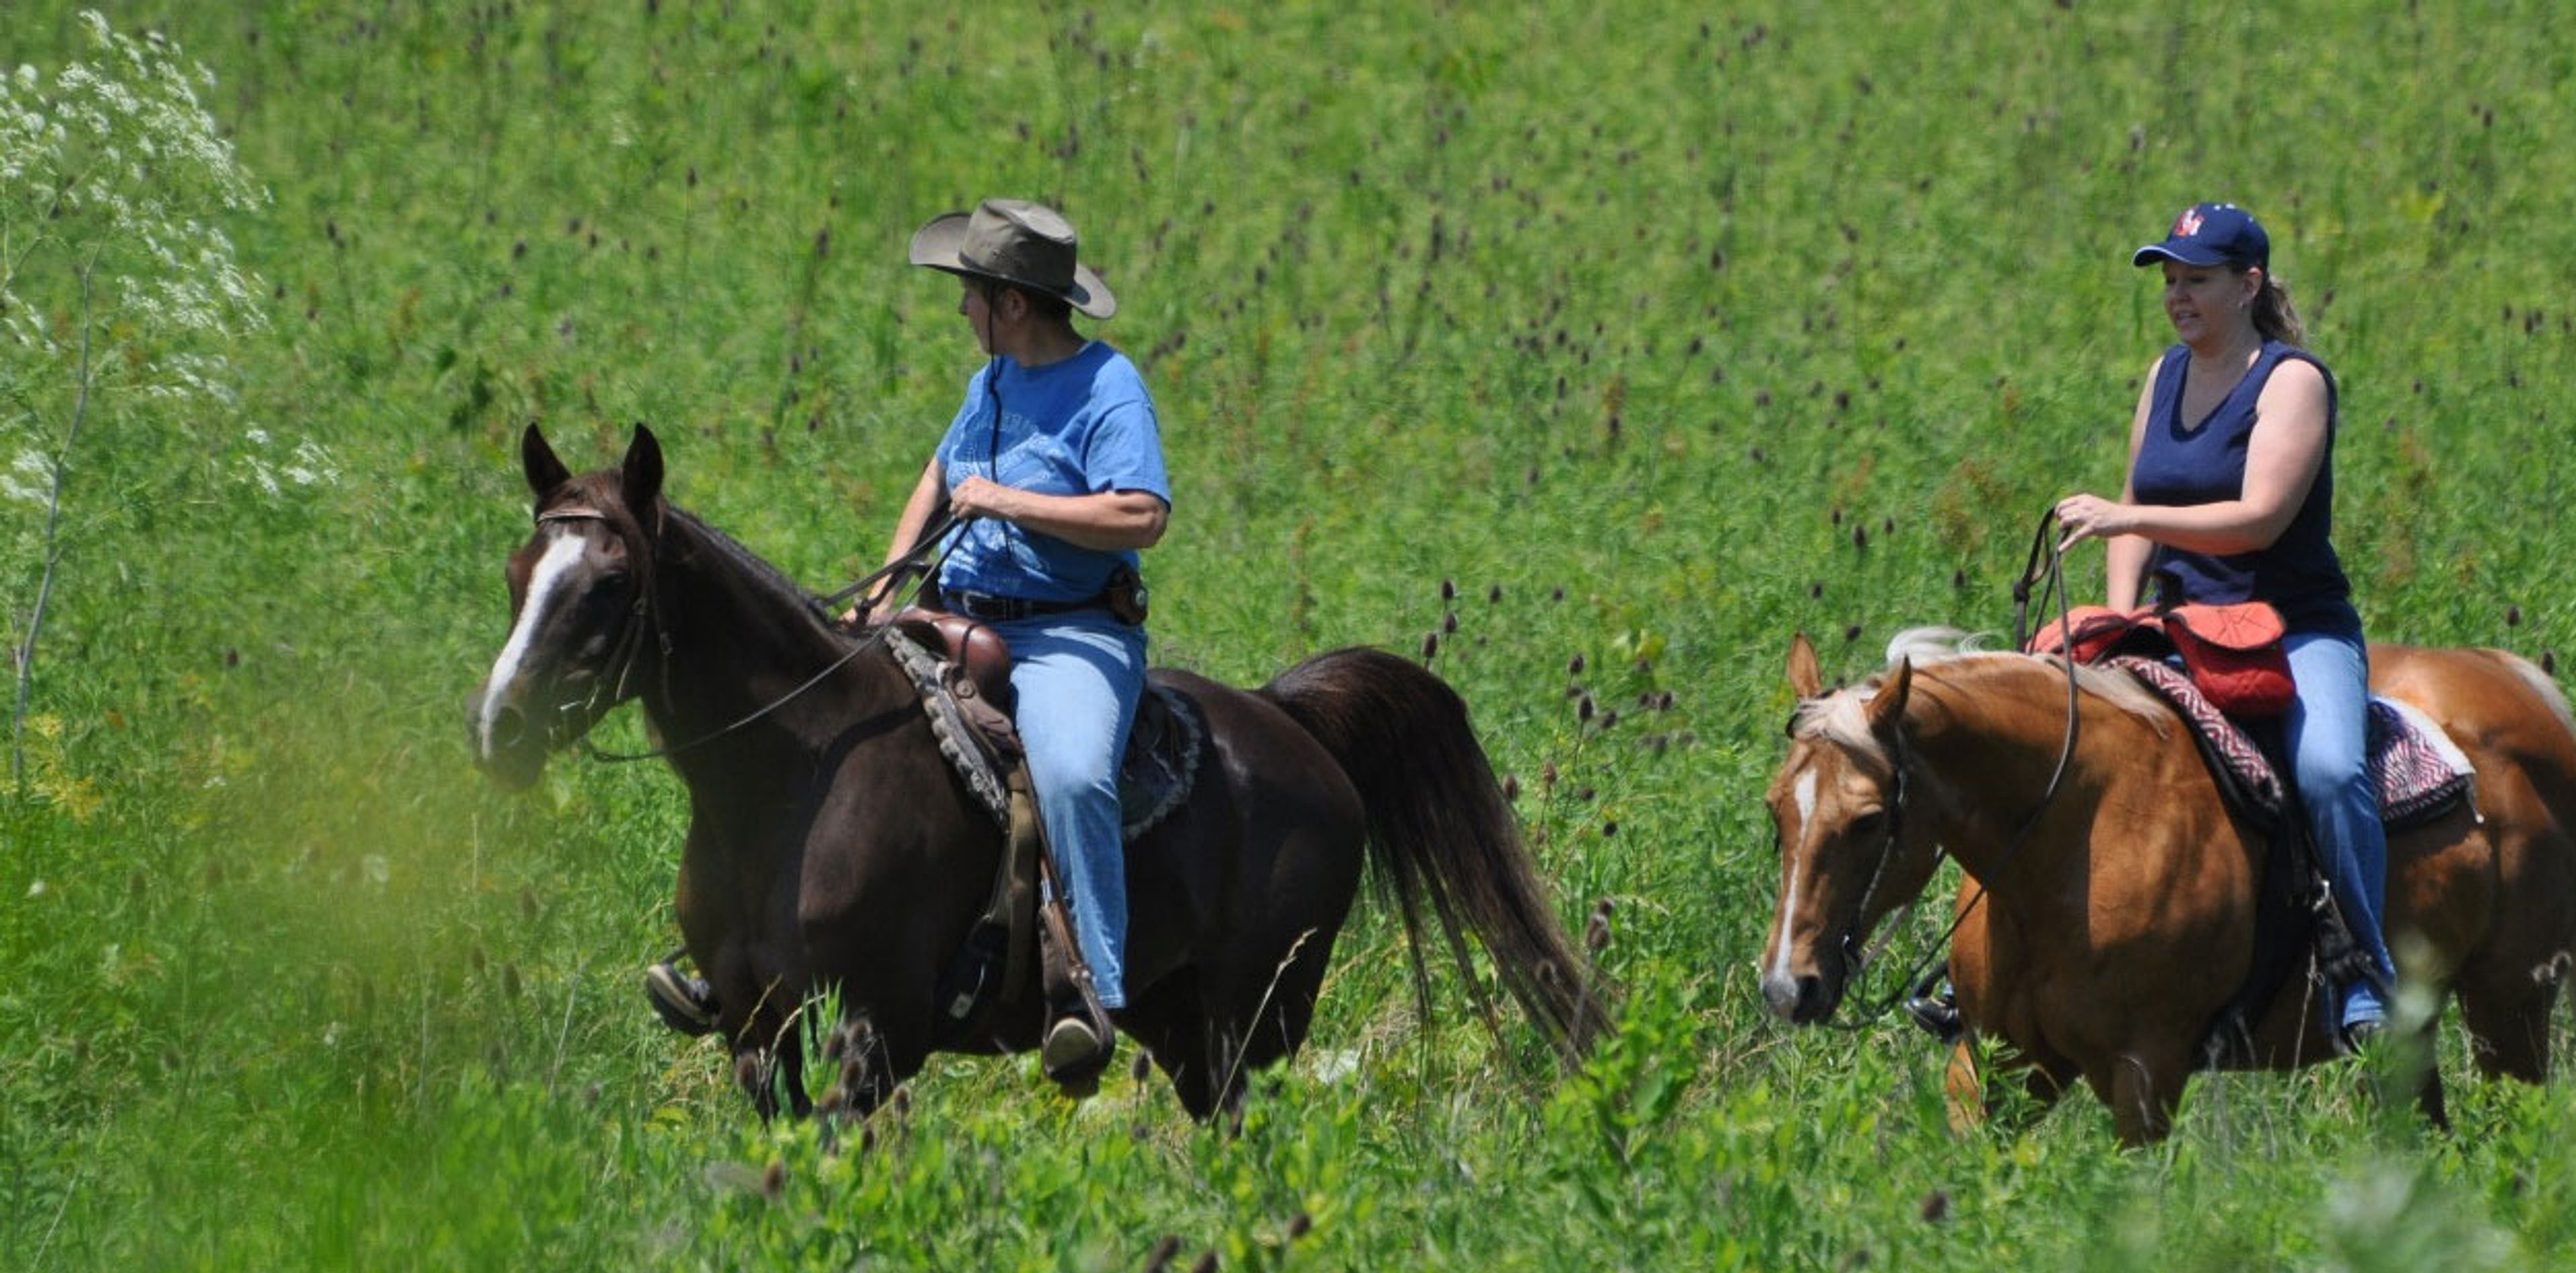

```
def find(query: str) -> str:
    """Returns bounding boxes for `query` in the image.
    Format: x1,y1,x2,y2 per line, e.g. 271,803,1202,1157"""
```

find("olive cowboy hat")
908,198,1117,320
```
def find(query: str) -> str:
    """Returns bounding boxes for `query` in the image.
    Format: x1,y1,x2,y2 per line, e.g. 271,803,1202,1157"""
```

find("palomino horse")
470,426,1605,1119
1759,629,2576,1144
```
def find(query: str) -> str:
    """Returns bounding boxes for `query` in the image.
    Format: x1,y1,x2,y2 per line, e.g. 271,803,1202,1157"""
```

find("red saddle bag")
2161,601,2295,718
2025,600,2296,718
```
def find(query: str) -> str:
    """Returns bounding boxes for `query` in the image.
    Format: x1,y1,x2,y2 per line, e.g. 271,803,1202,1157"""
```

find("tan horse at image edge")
1759,630,2576,1144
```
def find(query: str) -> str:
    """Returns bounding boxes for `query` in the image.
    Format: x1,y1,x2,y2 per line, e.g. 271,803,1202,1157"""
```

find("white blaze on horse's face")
1765,767,1820,983
475,531,588,760
469,514,643,791
1759,736,1896,1025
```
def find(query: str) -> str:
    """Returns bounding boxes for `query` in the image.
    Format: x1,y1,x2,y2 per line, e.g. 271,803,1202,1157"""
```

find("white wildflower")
240,453,280,498
288,439,337,486
1,450,52,504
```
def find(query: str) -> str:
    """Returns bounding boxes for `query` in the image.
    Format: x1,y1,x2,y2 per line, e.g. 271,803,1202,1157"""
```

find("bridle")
526,505,664,749
1813,508,2088,1030
524,501,961,765
1829,728,1916,1003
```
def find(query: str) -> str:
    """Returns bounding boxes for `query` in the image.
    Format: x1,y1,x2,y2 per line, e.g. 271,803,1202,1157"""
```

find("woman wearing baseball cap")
2052,201,2394,1049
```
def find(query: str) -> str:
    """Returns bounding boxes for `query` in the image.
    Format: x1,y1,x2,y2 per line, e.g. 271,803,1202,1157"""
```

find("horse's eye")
1847,810,1887,838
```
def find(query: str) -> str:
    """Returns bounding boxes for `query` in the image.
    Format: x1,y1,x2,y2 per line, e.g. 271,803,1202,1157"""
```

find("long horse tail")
1260,646,1609,1061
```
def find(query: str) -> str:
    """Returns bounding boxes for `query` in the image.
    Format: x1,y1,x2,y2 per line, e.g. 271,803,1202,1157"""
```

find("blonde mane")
1788,626,2170,762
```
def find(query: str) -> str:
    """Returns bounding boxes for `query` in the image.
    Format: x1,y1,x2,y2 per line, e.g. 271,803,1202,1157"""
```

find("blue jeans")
989,611,1146,1010
2281,628,2394,1028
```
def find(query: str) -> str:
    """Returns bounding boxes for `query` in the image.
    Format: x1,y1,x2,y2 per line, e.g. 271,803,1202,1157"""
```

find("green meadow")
5,1,2575,1268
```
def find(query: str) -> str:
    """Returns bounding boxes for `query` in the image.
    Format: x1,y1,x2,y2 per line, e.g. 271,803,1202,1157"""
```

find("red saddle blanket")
2107,655,2477,829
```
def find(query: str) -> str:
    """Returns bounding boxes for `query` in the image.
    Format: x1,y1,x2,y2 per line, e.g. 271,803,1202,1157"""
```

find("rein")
559,505,965,765
1824,508,2088,1030
817,508,959,611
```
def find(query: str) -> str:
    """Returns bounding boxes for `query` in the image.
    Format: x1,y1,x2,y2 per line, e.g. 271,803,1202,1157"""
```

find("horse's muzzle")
467,679,548,790
1760,931,1855,1025
1760,968,1841,1024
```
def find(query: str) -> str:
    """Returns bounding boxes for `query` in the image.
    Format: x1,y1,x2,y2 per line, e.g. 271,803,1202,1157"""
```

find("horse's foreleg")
1943,1040,1984,1133
777,1034,812,1119
732,1045,782,1121
1945,1036,2070,1135
2413,1064,2451,1133
2457,954,2563,1084
1122,968,1222,1120
1206,1018,1247,1130
2102,1046,2190,1146
818,1012,902,1122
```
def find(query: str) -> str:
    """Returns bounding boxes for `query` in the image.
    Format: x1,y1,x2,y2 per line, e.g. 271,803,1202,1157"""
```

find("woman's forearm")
2104,533,2153,611
2111,500,2291,556
952,478,1167,552
881,462,949,568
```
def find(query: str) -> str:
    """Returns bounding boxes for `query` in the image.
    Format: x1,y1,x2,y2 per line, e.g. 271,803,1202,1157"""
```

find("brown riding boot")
644,952,719,1038
1038,905,1114,1097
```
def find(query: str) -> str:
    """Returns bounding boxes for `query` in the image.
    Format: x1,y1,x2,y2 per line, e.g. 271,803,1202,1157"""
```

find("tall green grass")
5,1,2574,1268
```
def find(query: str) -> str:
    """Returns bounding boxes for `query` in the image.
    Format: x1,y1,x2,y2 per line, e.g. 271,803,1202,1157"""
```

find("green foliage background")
4,1,2574,1268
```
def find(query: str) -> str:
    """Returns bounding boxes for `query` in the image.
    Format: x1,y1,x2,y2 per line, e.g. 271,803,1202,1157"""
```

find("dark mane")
664,500,835,618
552,467,847,641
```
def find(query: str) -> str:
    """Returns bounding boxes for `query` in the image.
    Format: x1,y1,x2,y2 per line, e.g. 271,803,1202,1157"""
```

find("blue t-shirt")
932,341,1169,604
2130,340,2359,636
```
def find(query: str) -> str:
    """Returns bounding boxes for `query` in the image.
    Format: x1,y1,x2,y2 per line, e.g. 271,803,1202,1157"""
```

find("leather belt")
943,590,1104,623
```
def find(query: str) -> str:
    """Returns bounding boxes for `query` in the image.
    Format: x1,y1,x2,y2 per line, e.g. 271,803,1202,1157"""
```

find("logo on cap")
2172,207,2204,237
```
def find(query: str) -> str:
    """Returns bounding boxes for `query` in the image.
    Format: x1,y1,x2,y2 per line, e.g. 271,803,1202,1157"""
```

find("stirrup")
645,958,719,1038
1902,981,1962,1044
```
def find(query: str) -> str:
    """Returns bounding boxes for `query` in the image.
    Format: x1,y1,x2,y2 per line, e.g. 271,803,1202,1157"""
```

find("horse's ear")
622,423,664,511
1866,657,1913,734
522,423,572,497
1787,632,1824,700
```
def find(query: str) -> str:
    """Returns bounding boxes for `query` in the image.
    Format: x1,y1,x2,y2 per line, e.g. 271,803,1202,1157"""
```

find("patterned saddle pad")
2108,655,2477,829
886,627,1205,841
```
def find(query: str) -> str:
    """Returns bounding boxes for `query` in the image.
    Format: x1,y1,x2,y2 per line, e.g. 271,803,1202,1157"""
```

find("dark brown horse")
1759,628,2576,1144
469,426,1605,1119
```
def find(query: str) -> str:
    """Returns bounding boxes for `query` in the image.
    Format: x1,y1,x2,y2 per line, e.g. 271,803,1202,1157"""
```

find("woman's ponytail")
2250,270,2306,347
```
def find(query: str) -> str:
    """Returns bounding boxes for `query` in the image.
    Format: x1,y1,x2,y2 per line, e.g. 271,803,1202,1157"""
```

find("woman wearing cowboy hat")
645,199,1167,1091
881,198,1169,1085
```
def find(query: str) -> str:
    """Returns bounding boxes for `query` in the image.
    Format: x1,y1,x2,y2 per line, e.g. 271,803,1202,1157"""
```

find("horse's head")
1758,633,1943,1025
468,424,665,789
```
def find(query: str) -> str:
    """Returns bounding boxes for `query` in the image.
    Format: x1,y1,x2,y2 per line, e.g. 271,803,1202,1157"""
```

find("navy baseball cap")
2132,203,2269,270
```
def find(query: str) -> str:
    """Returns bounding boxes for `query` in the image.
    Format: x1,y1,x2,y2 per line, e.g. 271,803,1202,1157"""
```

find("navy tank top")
2129,340,2359,636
